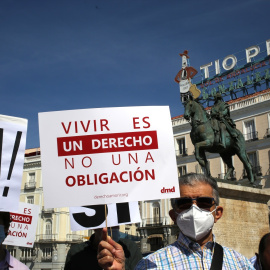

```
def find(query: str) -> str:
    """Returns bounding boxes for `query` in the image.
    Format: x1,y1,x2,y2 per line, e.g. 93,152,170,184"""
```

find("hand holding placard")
97,228,125,270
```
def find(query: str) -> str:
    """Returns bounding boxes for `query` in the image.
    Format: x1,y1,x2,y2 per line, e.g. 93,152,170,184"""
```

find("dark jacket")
64,234,142,270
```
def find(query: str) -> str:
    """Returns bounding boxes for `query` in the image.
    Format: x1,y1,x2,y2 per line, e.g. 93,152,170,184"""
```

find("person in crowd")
97,173,255,270
250,232,270,270
0,211,29,270
64,226,142,270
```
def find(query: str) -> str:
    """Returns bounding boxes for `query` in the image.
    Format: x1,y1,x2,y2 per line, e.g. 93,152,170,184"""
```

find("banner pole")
105,204,108,240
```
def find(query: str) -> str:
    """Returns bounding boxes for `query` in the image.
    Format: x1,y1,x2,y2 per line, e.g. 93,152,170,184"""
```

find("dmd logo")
161,186,175,193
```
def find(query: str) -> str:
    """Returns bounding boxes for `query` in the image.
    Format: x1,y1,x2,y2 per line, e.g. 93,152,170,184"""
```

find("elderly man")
98,173,254,270
0,211,29,270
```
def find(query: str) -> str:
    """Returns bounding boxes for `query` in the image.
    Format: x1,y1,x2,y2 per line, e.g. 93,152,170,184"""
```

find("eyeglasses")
175,197,216,211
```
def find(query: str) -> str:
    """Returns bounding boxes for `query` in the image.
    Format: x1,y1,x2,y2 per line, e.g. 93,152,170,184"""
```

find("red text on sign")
10,213,32,225
133,117,150,129
61,119,110,134
57,131,158,157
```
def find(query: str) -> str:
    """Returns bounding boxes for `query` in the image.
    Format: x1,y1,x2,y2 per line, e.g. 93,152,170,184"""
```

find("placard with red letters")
3,202,39,248
38,106,179,208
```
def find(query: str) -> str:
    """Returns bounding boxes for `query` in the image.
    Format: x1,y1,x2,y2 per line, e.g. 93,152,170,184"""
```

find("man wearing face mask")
98,173,254,270
64,226,142,270
0,211,29,270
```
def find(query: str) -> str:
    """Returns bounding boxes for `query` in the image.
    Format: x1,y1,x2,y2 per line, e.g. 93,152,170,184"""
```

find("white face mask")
176,204,216,241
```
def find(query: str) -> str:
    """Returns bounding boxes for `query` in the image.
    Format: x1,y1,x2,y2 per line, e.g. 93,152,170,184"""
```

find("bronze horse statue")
184,98,255,184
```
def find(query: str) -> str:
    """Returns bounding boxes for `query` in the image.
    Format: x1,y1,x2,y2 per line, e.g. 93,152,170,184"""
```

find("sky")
0,0,270,149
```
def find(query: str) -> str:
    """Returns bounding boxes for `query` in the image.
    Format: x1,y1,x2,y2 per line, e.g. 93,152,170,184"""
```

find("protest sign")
0,115,27,212
70,201,141,231
3,202,39,248
39,106,179,208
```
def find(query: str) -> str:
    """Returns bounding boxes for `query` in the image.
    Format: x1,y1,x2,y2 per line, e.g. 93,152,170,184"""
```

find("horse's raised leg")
236,150,254,184
194,140,212,176
220,153,234,180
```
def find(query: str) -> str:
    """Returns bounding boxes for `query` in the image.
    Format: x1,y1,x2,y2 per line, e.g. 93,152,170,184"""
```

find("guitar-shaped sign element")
175,50,200,100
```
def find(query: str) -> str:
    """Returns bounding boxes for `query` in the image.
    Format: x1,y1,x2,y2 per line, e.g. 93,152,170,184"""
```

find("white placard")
0,115,27,212
39,106,179,208
70,201,141,231
3,202,39,248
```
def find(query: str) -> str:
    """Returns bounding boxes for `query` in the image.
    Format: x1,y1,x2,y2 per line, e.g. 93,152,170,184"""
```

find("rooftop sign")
200,40,270,79
175,39,270,104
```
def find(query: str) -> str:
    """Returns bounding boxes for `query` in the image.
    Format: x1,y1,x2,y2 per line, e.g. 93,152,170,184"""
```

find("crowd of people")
1,173,269,270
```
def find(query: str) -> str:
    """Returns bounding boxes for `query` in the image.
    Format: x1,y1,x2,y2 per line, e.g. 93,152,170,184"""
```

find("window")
176,138,187,156
42,247,52,258
267,113,270,137
25,172,36,189
45,220,52,239
178,165,187,177
152,202,160,224
220,159,235,179
27,196,34,204
42,247,52,262
21,248,34,259
244,119,257,140
248,152,259,168
28,172,35,183
247,152,261,176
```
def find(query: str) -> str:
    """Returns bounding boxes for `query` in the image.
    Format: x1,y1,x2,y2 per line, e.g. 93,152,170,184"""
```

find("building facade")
137,87,270,255
173,88,270,186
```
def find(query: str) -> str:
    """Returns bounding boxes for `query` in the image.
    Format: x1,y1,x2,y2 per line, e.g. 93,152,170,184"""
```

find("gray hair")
171,173,220,208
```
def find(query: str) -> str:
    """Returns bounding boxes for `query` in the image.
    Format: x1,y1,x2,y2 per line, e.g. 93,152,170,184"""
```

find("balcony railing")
66,234,84,241
24,181,36,189
144,218,163,227
41,256,52,262
218,171,236,180
37,234,57,242
244,131,258,141
42,207,54,214
20,256,34,262
175,148,188,157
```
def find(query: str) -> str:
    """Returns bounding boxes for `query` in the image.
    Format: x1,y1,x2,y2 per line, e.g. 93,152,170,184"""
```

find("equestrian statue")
183,94,254,184
175,50,254,184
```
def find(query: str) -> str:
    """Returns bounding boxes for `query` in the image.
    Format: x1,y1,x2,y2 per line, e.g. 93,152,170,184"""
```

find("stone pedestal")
213,182,270,258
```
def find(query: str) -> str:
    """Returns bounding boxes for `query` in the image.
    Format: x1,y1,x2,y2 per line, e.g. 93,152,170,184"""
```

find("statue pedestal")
213,181,270,258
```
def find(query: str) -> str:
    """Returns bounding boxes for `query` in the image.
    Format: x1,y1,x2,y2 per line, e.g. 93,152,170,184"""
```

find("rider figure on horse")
210,93,238,148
